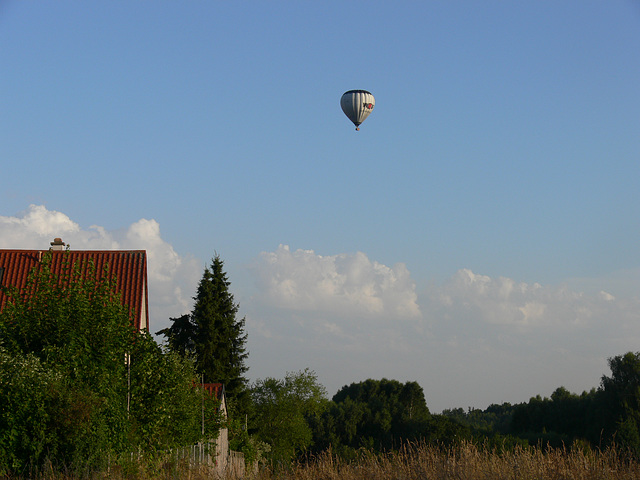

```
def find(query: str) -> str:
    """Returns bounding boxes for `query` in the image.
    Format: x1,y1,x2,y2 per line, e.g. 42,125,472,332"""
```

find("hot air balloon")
340,90,375,131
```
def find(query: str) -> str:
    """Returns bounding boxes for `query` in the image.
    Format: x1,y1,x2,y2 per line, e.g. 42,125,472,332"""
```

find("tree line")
2,251,640,475
243,355,640,464
442,353,640,454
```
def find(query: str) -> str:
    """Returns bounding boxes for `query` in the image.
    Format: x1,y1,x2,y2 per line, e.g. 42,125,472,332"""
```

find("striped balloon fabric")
340,90,375,130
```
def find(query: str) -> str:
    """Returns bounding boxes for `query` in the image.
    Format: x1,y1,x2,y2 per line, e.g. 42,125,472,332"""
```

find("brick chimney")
50,238,66,251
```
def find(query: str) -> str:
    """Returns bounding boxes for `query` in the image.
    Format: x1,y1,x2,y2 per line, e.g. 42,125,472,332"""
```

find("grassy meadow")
19,441,640,480
267,442,640,480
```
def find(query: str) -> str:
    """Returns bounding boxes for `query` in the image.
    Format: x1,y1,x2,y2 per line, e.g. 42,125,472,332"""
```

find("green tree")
442,403,517,435
602,352,640,414
128,332,222,451
0,347,63,473
158,255,249,416
158,314,196,357
0,251,211,473
310,397,368,458
329,378,432,451
423,414,472,445
0,253,134,467
250,369,327,464
601,351,640,454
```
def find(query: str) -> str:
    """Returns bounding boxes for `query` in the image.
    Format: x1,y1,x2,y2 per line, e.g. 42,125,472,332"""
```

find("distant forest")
298,351,640,460
439,352,640,452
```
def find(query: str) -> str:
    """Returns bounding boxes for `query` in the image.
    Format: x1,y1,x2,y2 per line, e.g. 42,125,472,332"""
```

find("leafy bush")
0,252,219,474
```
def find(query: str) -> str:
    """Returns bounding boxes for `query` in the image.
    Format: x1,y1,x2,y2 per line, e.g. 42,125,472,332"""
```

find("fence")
170,441,245,478
228,450,246,478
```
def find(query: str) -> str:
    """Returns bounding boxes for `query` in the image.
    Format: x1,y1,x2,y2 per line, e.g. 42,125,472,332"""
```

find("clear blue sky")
1,1,639,412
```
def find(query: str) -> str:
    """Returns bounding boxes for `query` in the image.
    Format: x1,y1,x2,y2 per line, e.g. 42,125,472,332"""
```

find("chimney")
50,238,66,251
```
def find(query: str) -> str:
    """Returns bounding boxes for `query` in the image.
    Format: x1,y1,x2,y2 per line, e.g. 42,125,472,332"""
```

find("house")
201,383,229,468
1,240,244,474
0,238,149,331
198,383,245,477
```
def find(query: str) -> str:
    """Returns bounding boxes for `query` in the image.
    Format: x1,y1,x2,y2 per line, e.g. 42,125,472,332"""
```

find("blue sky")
1,1,639,412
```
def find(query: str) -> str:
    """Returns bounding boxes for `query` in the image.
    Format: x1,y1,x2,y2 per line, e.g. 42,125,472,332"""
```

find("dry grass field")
257,442,640,480
13,443,640,480
18,441,640,479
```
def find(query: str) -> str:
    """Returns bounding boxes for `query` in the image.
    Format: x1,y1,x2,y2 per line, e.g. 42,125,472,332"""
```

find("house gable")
201,383,227,414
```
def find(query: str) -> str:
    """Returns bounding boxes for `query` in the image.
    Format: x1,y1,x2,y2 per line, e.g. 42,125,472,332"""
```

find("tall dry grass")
255,441,640,480
16,441,640,479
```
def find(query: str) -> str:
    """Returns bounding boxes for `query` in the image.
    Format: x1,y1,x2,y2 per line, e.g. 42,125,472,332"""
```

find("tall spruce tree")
159,255,249,415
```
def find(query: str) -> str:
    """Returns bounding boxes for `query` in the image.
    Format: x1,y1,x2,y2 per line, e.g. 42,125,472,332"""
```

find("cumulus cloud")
411,268,640,409
252,244,421,319
425,268,638,331
0,205,200,332
247,254,640,410
248,247,639,349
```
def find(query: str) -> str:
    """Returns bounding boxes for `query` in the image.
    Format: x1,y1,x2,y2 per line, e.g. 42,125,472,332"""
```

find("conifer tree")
158,313,196,357
159,255,249,415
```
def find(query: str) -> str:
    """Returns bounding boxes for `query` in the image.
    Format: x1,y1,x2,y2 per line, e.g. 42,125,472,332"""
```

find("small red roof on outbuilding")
201,383,225,399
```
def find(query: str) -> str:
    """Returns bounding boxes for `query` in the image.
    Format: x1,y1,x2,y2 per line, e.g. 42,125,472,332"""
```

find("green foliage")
0,251,214,474
440,405,528,451
250,369,327,464
510,388,605,448
0,348,59,473
158,255,249,416
313,378,433,454
228,417,271,466
0,253,133,469
156,314,196,357
423,414,473,445
435,354,640,456
442,403,516,435
601,352,640,454
509,353,640,454
127,333,222,451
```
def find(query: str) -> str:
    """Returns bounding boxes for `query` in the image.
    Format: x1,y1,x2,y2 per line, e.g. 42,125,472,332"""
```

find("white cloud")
248,249,640,355
247,256,640,411
427,268,637,330
0,205,200,333
252,244,421,319
0,204,80,243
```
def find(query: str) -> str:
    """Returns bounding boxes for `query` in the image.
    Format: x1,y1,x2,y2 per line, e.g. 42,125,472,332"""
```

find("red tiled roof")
201,383,225,399
197,383,227,418
0,249,149,331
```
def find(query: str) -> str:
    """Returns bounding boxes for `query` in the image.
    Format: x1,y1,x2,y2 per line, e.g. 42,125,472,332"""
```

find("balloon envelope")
340,90,375,129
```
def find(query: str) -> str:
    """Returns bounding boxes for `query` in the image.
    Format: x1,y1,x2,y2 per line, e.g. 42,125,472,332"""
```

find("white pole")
126,352,131,417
